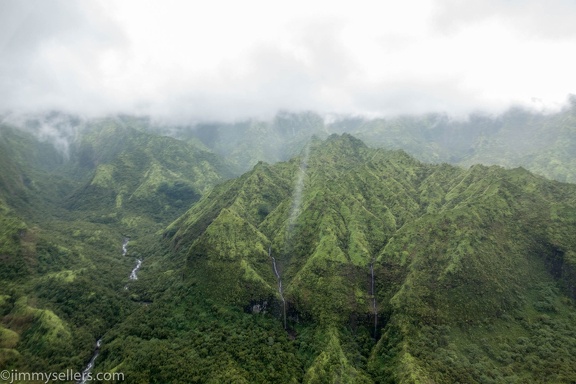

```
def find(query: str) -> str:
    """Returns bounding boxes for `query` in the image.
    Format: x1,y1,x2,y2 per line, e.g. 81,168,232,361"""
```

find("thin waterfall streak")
370,263,375,296
270,246,286,329
272,143,313,331
283,299,287,329
272,258,281,280
370,262,378,338
271,258,285,302
122,237,129,256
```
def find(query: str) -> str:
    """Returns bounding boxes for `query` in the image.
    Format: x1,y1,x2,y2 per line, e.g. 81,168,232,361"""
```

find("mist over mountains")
1,106,576,382
4,99,576,181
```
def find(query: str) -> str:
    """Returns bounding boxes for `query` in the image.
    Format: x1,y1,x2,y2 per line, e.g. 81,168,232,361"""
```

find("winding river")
79,237,141,381
77,338,102,384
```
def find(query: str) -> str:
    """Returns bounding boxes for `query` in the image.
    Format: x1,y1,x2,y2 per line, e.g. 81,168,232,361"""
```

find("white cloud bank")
1,0,575,121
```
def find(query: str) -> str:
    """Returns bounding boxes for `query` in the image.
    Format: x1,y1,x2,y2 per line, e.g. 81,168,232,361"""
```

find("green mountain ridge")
136,133,576,382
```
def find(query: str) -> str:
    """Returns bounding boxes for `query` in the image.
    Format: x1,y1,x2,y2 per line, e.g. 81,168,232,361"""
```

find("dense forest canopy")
1,110,576,383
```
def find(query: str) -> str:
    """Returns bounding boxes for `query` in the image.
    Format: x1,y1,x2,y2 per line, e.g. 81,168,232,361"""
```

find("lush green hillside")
94,134,576,383
0,116,236,378
0,115,236,225
0,123,80,216
65,117,236,226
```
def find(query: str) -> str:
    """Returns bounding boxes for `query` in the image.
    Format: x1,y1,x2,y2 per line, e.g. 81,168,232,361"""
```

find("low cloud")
1,0,574,122
432,0,576,39
2,111,84,159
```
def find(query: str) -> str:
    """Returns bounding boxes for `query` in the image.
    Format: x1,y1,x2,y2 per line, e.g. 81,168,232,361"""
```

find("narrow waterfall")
77,338,102,384
370,262,377,338
274,143,311,330
129,259,142,280
270,246,286,329
122,237,129,256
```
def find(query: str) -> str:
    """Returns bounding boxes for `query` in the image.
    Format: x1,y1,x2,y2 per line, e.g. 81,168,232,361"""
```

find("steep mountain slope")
143,134,576,382
0,115,236,225
65,117,236,225
0,124,79,216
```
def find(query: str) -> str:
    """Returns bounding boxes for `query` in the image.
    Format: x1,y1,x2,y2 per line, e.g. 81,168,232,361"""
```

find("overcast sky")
1,0,575,122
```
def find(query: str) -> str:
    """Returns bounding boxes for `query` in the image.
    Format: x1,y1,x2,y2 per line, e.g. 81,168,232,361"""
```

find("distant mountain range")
140,102,576,183
187,103,576,184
